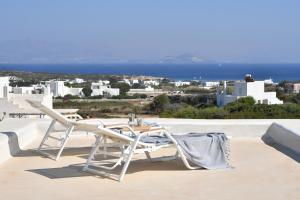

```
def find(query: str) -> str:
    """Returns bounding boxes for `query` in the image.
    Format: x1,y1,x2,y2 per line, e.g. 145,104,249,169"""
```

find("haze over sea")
0,63,299,82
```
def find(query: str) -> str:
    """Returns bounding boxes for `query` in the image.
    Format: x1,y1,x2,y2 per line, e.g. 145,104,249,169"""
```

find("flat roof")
0,135,300,200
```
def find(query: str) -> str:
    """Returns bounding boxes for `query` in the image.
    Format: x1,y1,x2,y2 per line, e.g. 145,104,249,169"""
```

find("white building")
0,77,10,98
127,86,166,97
12,87,35,94
204,81,219,87
71,78,85,84
45,81,65,97
11,83,49,95
143,80,160,86
132,79,139,84
0,77,52,117
217,80,283,106
200,81,220,89
293,83,300,93
45,81,83,97
97,80,110,85
174,81,191,87
264,78,275,85
121,79,131,85
120,79,141,86
91,82,119,97
67,87,84,96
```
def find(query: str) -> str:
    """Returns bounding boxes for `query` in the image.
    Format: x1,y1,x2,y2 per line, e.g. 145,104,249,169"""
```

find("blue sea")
0,63,299,82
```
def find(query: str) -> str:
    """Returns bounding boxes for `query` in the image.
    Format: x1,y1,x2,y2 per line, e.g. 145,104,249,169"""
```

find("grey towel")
173,133,230,169
141,133,230,169
140,135,172,146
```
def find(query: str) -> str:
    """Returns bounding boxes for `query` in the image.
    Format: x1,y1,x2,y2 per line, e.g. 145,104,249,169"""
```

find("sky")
0,0,300,63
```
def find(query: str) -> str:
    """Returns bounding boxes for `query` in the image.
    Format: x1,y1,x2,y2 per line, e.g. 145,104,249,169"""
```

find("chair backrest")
74,121,135,143
28,100,136,143
27,100,72,126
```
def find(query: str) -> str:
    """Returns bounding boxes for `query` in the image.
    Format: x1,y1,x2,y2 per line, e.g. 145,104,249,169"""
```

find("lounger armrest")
139,127,168,135
106,124,138,137
77,119,105,126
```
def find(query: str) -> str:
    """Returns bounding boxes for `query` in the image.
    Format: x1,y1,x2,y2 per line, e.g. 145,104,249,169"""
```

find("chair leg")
118,136,141,181
83,136,103,171
164,132,200,170
38,119,56,151
103,137,107,159
55,125,75,161
176,145,200,170
145,151,152,161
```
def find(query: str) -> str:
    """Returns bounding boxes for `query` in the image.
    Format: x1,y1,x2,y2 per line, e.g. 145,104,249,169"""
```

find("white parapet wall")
263,122,300,155
0,119,45,163
99,118,300,137
1,118,300,164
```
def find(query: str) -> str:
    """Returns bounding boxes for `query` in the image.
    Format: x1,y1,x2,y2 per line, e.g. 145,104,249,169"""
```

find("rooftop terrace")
1,118,300,200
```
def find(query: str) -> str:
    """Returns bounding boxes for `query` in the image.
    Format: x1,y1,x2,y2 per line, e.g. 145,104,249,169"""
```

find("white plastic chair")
75,122,200,182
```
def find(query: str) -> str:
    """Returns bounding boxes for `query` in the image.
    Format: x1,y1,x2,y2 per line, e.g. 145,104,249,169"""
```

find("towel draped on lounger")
140,133,230,169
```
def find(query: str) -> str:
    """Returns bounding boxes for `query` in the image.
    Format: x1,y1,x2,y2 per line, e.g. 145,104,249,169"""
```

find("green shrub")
150,94,170,113
82,87,92,97
173,106,198,118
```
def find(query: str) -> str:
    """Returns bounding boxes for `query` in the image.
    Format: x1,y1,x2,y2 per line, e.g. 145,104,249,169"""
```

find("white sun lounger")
26,100,146,161
75,122,200,181
27,100,161,160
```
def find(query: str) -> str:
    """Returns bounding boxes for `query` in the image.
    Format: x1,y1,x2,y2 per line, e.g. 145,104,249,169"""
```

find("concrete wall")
0,119,43,163
0,86,5,98
45,81,65,97
0,94,53,114
0,77,10,87
233,82,247,96
12,87,35,94
294,83,300,93
127,89,166,96
100,118,300,138
1,118,300,164
0,77,10,98
246,81,265,97
67,87,83,97
263,122,300,155
217,94,237,107
8,94,53,110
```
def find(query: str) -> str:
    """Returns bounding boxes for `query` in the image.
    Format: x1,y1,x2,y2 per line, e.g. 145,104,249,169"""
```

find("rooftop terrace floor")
0,135,300,200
